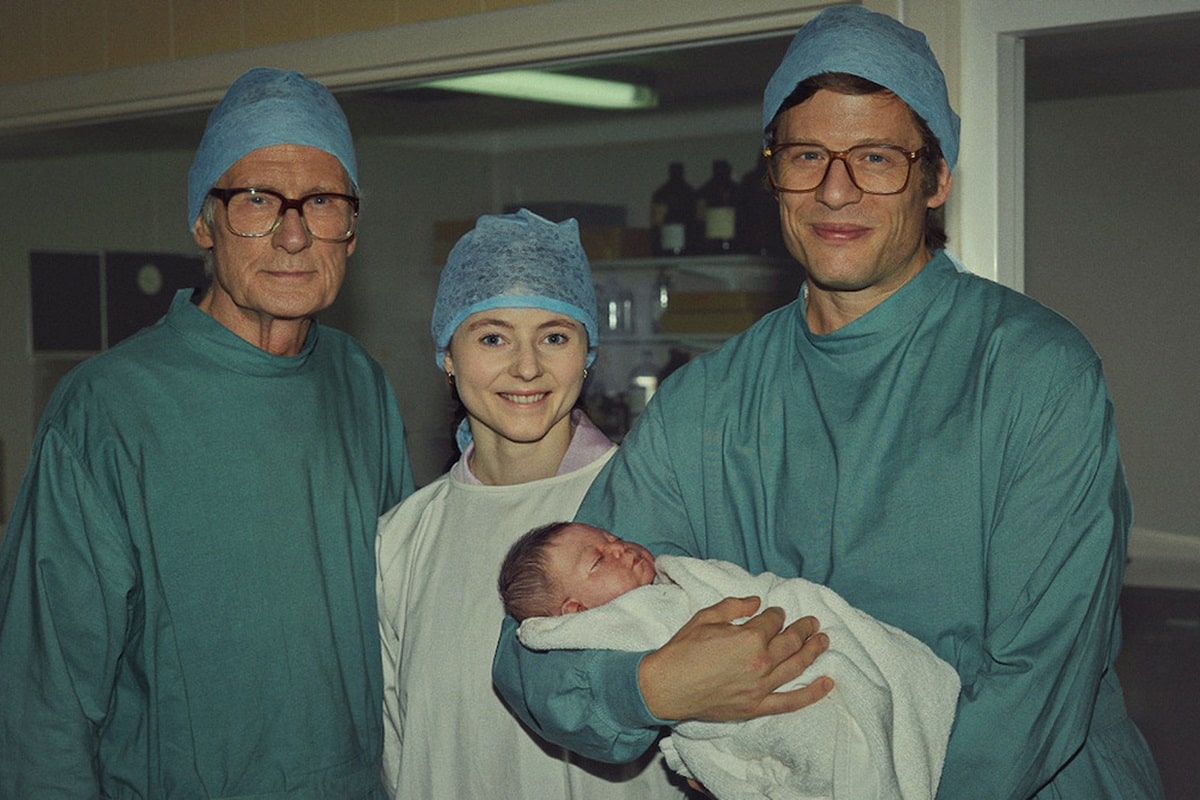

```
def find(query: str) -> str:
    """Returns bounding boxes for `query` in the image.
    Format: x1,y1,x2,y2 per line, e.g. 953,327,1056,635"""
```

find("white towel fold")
518,555,961,800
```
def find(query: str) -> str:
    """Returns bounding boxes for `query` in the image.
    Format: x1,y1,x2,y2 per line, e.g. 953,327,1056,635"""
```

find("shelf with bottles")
592,253,801,343
648,157,788,261
582,155,800,440
586,252,802,441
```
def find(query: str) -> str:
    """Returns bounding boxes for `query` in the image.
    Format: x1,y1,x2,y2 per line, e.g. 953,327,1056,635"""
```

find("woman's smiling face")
444,306,589,451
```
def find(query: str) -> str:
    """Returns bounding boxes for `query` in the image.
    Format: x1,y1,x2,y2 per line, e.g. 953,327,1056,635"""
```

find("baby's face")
547,524,656,614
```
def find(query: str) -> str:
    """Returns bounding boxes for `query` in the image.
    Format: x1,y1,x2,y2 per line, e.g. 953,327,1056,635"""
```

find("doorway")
1022,13,1200,798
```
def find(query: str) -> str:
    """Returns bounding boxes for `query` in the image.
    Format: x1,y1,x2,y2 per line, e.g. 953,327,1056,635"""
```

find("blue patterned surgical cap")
432,209,599,370
762,5,960,172
186,67,358,228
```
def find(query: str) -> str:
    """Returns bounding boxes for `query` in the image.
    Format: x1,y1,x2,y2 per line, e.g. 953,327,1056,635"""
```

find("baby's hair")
498,520,575,621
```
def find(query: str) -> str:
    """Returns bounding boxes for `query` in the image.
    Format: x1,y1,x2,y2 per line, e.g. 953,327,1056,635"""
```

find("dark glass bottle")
650,162,696,256
736,155,786,256
697,159,739,254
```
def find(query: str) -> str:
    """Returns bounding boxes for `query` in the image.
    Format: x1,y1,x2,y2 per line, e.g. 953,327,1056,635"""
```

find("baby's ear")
561,598,588,615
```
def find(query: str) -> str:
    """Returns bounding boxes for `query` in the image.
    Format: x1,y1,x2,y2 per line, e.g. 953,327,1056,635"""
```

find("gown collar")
164,288,319,375
452,409,613,486
798,250,957,353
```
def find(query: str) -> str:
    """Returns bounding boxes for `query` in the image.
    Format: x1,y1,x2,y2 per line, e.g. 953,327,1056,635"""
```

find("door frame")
956,0,1200,288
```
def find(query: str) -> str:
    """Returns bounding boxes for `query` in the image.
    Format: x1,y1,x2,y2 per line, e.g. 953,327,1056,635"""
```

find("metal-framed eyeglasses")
763,143,926,195
207,187,360,242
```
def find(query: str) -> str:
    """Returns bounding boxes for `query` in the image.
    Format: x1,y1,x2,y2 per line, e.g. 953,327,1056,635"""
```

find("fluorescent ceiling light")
422,69,658,110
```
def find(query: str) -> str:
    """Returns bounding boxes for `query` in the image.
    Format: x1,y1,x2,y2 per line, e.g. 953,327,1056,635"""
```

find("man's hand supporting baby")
638,596,833,722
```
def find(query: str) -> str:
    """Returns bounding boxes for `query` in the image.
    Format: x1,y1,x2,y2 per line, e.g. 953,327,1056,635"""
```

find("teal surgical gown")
495,252,1164,799
0,290,414,798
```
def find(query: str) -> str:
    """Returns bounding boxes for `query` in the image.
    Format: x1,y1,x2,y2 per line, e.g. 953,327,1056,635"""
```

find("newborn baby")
498,521,961,800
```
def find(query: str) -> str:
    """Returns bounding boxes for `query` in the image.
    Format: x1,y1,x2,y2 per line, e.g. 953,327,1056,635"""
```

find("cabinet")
28,249,207,439
30,250,206,355
585,253,802,439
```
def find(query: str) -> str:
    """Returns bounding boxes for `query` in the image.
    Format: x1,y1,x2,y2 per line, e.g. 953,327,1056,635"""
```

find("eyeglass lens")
224,189,357,241
767,145,917,194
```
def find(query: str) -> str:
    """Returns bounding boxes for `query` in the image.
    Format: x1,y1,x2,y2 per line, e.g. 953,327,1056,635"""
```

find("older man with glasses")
0,67,414,798
495,7,1164,798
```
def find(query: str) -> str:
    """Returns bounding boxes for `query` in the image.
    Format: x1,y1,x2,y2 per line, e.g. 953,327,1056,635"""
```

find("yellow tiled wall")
0,0,550,86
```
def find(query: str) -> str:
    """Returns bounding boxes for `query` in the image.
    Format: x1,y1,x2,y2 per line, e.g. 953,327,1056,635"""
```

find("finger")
736,604,788,635
765,625,830,691
754,675,835,717
761,614,822,664
772,614,830,657
784,614,821,640
694,595,763,623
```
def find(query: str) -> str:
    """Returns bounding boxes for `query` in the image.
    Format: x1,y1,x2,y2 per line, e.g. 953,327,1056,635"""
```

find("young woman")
376,209,682,799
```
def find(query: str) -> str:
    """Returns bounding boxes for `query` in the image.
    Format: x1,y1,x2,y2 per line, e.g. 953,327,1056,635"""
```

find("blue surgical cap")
762,5,960,172
432,208,599,370
186,67,358,229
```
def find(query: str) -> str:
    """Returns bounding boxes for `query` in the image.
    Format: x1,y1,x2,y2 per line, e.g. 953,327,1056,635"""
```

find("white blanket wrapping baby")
518,555,961,800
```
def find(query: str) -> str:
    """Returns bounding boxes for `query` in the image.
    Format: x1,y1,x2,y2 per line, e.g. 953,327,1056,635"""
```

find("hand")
638,596,832,722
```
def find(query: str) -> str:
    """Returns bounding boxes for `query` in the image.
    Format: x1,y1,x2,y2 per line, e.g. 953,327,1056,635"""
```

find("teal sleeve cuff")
493,615,664,763
604,650,671,729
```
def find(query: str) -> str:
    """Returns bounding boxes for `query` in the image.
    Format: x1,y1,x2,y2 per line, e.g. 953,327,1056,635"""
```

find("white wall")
1024,87,1200,571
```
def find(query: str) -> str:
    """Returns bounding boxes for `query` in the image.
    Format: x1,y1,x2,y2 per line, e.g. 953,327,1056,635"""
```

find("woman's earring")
582,368,589,380
445,371,456,387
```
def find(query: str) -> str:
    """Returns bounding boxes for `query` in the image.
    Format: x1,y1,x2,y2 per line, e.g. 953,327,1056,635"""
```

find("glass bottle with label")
698,159,739,254
650,162,696,256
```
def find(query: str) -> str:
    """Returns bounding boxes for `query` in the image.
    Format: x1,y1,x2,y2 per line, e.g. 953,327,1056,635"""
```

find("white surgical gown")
377,417,683,799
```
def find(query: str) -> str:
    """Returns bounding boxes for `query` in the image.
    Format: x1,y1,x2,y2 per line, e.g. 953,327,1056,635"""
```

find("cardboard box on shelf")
579,226,653,262
618,227,652,259
657,290,788,334
579,226,624,261
432,219,476,264
667,290,782,314
657,310,764,334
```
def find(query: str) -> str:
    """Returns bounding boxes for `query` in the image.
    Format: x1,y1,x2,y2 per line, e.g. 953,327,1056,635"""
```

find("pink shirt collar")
453,409,613,486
